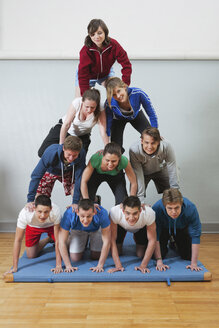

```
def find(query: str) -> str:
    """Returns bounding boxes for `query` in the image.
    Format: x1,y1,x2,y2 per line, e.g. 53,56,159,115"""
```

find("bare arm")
97,226,111,268
136,222,156,273
124,161,137,196
108,220,124,273
4,227,25,275
51,224,63,274
80,161,94,199
98,110,110,146
58,227,77,272
59,103,76,144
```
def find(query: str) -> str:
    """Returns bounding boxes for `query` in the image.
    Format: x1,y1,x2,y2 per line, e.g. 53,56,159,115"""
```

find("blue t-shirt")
60,205,110,232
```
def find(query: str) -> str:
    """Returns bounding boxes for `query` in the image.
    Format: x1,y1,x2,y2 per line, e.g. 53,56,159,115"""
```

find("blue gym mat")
7,233,211,283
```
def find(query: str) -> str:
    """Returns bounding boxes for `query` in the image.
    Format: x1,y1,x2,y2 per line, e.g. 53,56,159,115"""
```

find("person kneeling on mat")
152,188,202,272
59,199,111,273
108,196,156,274
4,195,62,276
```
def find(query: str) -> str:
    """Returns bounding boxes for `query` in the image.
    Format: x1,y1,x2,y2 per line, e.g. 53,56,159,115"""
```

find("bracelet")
156,257,162,260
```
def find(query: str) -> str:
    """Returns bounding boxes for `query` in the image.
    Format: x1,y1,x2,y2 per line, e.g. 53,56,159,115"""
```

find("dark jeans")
111,111,150,152
87,170,127,205
38,119,91,157
144,167,170,196
116,225,148,246
159,227,192,260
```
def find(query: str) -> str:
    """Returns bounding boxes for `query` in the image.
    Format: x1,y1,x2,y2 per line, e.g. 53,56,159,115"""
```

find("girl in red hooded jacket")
75,19,132,97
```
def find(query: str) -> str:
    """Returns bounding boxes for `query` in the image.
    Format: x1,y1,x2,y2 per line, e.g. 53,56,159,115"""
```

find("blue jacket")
105,87,158,136
27,144,86,204
152,198,201,244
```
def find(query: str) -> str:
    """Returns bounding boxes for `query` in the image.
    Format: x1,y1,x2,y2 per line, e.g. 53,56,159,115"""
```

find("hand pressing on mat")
186,264,203,272
108,266,125,274
135,266,150,274
64,265,78,273
3,267,17,277
51,265,63,274
90,266,104,273
156,259,169,272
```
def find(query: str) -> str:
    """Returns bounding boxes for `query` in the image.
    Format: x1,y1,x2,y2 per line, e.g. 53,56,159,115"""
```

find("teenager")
4,195,62,275
27,136,86,211
81,142,137,205
153,188,202,272
38,89,109,157
59,199,111,273
105,77,158,152
76,19,131,96
109,196,156,274
130,127,179,204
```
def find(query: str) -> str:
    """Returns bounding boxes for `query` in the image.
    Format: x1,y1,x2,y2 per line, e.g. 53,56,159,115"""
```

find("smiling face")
102,153,120,171
141,134,160,155
81,99,97,116
90,26,105,48
123,206,141,226
165,202,182,219
63,148,79,163
78,207,95,227
112,86,128,104
35,205,52,223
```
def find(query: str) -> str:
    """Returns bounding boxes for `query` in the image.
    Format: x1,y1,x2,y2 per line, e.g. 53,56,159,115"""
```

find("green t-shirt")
90,151,128,176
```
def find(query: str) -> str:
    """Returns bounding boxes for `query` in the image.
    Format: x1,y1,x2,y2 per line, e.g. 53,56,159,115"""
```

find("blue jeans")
75,66,115,87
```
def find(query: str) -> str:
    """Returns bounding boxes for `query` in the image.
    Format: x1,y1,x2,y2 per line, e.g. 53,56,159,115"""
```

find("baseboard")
0,221,219,233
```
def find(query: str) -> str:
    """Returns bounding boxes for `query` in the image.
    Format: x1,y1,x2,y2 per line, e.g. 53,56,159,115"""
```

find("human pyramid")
5,19,202,277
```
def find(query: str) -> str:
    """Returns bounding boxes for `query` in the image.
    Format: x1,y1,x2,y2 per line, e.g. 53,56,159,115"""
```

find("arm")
154,240,169,271
51,224,63,274
78,48,92,95
105,103,113,137
140,90,158,128
129,148,146,203
59,104,76,144
80,161,94,199
27,157,49,203
186,244,202,271
165,142,179,189
115,40,132,86
90,225,111,272
124,161,137,196
58,227,78,272
98,110,110,146
72,149,86,204
4,228,25,274
135,222,156,274
108,220,124,273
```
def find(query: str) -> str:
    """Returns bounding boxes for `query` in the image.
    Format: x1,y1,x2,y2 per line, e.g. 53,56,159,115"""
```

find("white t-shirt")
62,97,103,136
17,203,61,229
109,205,155,233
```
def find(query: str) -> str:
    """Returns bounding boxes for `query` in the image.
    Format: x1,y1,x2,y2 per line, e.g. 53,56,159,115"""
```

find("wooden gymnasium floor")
0,232,219,328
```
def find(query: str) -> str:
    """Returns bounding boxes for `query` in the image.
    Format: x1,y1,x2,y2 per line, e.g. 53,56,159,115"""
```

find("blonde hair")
162,189,183,207
105,77,127,108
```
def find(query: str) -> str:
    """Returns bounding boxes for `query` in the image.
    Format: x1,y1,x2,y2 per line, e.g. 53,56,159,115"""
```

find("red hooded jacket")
78,38,132,95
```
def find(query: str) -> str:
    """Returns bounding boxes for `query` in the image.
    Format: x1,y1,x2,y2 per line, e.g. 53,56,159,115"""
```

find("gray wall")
0,59,218,231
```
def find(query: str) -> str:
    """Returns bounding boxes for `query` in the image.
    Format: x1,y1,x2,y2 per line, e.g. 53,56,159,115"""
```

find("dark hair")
123,196,141,210
82,88,101,122
141,127,162,142
103,142,122,159
162,188,183,206
85,19,110,47
63,135,82,152
35,195,52,208
78,199,95,211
